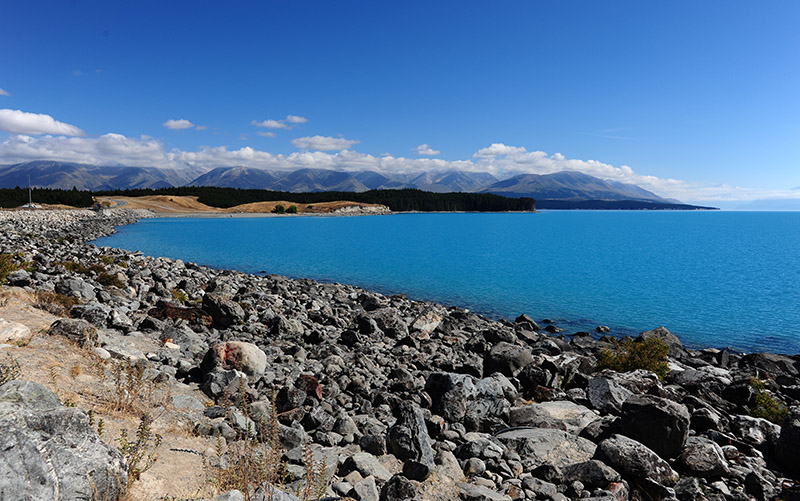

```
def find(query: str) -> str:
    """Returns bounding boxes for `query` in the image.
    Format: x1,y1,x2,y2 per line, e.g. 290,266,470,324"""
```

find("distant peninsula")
0,161,717,211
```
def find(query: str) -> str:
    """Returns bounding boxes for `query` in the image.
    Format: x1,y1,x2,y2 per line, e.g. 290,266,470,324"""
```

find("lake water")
93,211,800,354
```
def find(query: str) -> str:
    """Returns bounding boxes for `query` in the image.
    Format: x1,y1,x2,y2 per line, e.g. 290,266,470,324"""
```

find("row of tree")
0,185,535,212
94,187,536,212
0,187,94,208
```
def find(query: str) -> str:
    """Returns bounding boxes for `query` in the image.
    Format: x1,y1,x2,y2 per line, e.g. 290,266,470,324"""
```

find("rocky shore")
1,208,800,501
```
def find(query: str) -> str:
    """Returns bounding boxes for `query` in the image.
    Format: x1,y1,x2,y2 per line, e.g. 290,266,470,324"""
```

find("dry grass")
95,194,385,215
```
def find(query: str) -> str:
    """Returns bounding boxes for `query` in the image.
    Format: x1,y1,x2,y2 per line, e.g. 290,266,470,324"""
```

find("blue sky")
1,0,798,205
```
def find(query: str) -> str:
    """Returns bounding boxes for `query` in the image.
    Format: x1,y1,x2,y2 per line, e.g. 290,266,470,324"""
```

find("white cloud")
415,144,440,156
251,119,287,129
257,131,276,138
292,135,360,151
0,109,84,136
0,133,164,165
163,119,195,130
252,115,307,130
473,143,528,158
196,125,209,131
0,88,9,97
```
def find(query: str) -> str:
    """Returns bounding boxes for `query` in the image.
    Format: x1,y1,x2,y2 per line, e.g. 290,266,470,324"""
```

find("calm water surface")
94,211,800,354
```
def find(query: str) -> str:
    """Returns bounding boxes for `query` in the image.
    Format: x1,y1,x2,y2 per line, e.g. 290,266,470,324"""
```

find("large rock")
0,318,30,344
387,401,436,480
619,394,690,459
494,428,596,469
509,401,598,435
201,341,267,377
48,318,98,348
0,380,127,500
563,460,621,490
776,406,800,474
677,437,729,478
425,372,513,430
587,377,633,414
55,277,96,301
6,269,31,286
594,434,678,486
369,308,409,338
410,305,444,335
202,293,245,328
483,341,533,377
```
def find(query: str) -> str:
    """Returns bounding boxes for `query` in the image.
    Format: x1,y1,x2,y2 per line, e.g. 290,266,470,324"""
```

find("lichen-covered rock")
677,437,729,478
494,428,596,469
594,434,678,486
0,380,127,500
201,341,267,377
47,318,98,348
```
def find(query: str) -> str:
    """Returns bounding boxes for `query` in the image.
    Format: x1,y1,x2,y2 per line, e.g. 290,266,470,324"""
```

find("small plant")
32,291,80,316
118,414,163,488
207,392,288,500
750,378,788,424
171,288,189,304
595,338,670,380
96,272,124,288
0,355,21,386
100,255,115,265
107,359,148,414
272,204,286,214
55,261,107,276
298,440,328,501
286,205,298,214
0,253,18,284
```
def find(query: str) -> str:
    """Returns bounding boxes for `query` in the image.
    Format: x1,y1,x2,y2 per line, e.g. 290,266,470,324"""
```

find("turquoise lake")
93,211,800,354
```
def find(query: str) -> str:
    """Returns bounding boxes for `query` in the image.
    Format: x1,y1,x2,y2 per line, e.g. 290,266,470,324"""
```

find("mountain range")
0,160,686,205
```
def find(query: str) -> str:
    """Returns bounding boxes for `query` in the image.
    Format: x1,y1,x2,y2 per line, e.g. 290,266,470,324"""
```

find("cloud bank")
0,109,84,136
0,131,794,204
291,135,360,151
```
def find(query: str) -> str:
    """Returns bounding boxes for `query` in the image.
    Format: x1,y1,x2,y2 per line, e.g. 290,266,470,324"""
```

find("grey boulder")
201,341,268,377
48,318,98,348
619,394,690,459
494,427,596,469
0,380,127,500
594,434,678,486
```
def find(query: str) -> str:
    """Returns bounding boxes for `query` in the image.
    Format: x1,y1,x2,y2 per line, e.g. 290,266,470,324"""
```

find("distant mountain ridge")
0,160,686,205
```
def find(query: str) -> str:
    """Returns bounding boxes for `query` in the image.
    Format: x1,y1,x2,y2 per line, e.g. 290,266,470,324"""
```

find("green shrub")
286,205,298,214
750,378,788,424
171,288,189,304
595,338,670,380
273,204,286,214
0,253,17,284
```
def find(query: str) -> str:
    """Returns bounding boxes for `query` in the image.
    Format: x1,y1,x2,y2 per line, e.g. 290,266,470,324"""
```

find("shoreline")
101,208,780,357
2,208,799,500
